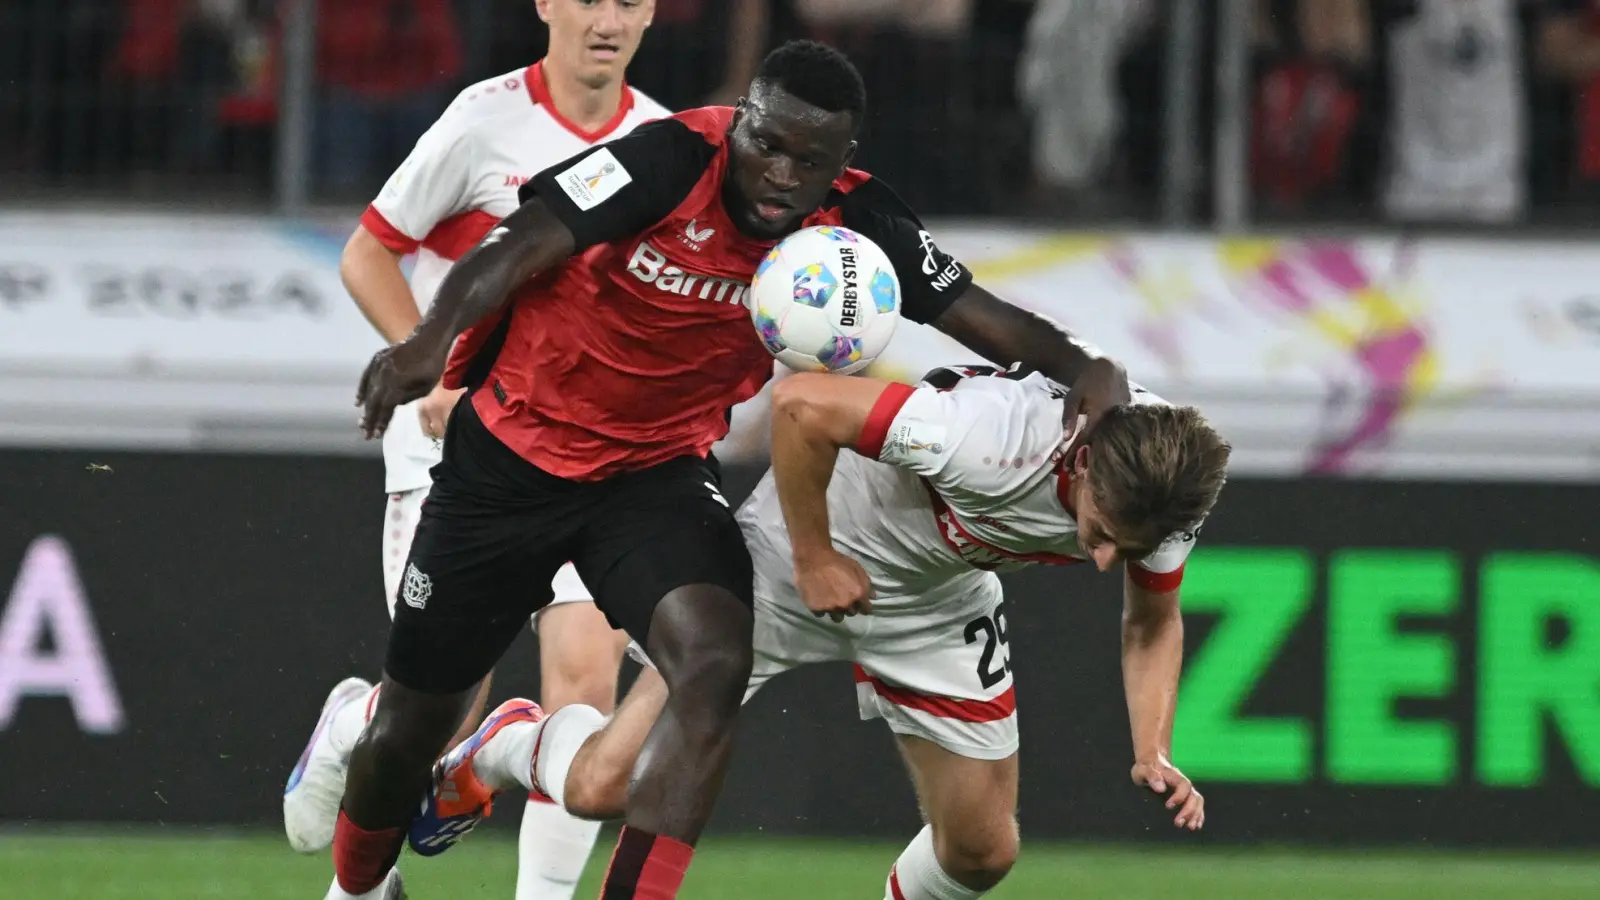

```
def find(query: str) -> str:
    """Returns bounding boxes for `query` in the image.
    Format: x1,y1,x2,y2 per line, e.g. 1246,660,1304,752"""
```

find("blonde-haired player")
282,4,667,899
415,363,1229,900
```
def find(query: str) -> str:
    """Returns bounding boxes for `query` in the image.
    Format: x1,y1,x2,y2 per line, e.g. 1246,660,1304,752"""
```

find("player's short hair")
753,40,867,130
1087,404,1231,554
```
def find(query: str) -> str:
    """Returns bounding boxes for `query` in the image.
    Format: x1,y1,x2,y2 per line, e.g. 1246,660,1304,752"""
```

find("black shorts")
385,398,754,694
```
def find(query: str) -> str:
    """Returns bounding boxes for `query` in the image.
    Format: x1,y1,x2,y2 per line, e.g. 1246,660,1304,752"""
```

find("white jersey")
736,365,1199,614
1383,0,1524,223
360,62,670,492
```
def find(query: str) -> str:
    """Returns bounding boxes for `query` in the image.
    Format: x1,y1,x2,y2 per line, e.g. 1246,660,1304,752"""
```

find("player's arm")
405,198,577,357
347,107,477,345
1122,549,1204,831
769,372,915,620
932,283,1131,411
341,228,420,344
840,178,1131,414
409,118,714,359
769,372,901,564
358,119,716,436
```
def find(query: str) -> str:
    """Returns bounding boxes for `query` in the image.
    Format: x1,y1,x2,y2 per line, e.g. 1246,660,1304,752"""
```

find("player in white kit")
415,362,1232,900
281,3,668,899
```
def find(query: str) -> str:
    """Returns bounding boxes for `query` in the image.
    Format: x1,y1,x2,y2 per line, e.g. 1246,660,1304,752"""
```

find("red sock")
598,826,694,899
333,810,405,895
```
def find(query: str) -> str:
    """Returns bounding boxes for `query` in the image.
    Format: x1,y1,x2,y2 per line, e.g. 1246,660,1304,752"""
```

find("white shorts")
742,571,1018,761
382,487,594,623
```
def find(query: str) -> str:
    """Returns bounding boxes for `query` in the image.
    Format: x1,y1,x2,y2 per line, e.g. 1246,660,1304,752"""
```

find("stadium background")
3,1,1598,898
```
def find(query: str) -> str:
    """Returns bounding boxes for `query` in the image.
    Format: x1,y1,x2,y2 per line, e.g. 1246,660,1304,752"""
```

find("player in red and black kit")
337,40,1130,900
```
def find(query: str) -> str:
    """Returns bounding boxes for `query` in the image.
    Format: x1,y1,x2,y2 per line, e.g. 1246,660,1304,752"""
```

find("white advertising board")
3,211,1598,479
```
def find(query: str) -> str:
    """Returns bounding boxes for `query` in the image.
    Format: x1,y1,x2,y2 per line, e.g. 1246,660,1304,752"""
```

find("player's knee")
934,819,1019,890
650,588,754,717
562,762,629,821
543,670,619,713
542,648,623,712
668,637,752,716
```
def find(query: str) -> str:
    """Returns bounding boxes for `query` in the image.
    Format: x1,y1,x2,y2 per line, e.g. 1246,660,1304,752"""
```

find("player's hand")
1131,754,1205,831
357,337,449,439
795,549,874,623
1064,357,1132,437
417,383,467,443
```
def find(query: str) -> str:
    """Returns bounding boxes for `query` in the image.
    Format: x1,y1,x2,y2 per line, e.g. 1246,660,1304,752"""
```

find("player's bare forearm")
341,227,421,344
413,197,577,352
933,284,1128,391
769,373,893,562
1121,573,1184,762
723,0,769,89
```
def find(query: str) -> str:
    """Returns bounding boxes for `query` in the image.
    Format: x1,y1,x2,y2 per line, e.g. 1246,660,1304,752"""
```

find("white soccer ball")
748,225,901,375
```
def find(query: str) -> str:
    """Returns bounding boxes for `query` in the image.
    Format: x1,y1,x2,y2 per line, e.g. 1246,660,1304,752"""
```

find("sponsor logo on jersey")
557,147,632,211
503,174,530,187
916,229,966,292
626,241,751,306
680,219,716,252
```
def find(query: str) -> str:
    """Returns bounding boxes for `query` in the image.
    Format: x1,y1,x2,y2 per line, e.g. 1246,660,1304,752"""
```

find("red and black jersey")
442,106,974,481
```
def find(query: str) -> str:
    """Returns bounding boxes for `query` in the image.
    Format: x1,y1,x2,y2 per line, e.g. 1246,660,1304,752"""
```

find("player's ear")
1072,443,1091,477
534,0,552,23
842,140,857,169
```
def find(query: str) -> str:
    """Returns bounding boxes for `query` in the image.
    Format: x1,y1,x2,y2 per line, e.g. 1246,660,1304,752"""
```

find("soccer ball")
748,225,901,375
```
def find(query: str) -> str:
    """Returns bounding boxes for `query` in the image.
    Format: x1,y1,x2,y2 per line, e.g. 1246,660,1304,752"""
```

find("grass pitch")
5,830,1597,899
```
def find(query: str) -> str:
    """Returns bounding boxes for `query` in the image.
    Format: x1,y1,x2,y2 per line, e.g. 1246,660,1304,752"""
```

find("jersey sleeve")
521,117,716,251
853,377,1041,498
1127,526,1201,593
836,177,974,325
362,107,478,254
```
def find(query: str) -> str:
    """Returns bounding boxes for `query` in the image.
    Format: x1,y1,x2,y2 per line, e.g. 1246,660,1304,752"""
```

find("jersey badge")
557,148,632,211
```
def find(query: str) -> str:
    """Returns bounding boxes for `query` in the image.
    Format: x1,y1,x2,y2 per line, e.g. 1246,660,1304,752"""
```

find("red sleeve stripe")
360,205,421,255
853,665,1016,723
419,209,501,261
854,382,916,459
1130,563,1185,593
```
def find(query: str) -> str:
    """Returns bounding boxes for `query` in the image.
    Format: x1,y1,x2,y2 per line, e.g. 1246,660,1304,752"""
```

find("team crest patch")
402,563,433,610
556,147,632,211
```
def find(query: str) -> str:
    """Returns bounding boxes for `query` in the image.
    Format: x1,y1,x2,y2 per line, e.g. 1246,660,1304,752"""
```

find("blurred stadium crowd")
5,0,1600,226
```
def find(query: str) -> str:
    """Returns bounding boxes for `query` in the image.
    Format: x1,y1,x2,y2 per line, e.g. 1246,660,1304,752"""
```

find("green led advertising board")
1172,549,1600,788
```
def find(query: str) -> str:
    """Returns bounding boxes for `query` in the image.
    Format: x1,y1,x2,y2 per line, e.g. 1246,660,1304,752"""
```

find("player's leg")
514,570,630,900
284,487,425,854
887,737,1019,899
453,657,669,822
285,486,495,855
536,572,836,821
437,543,845,833
577,458,761,899
853,581,1021,898
327,405,571,899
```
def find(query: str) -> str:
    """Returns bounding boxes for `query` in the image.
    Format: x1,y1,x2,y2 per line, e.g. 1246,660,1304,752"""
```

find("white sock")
885,826,984,900
327,685,379,757
514,795,603,900
472,704,606,803
530,705,606,807
323,867,401,900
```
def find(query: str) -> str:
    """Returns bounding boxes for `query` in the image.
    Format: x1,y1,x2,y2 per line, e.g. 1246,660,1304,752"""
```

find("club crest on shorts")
402,563,433,610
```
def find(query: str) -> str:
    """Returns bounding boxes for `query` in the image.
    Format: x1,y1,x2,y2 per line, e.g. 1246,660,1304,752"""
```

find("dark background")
1,449,1595,848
